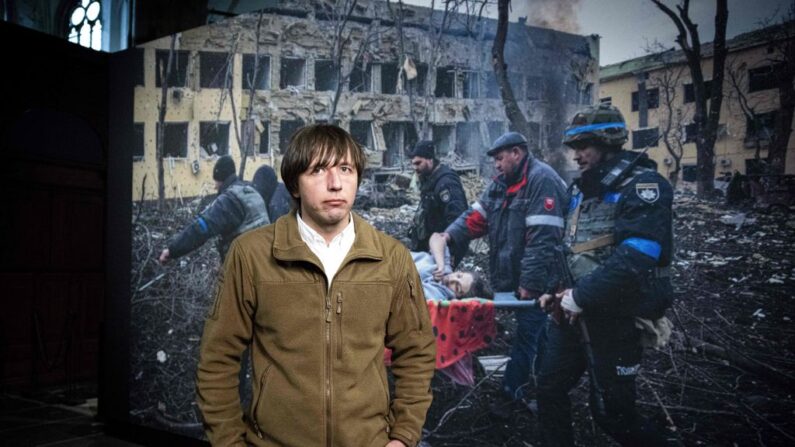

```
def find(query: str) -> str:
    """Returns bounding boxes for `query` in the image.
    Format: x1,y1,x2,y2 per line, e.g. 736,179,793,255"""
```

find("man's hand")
516,287,535,301
385,440,407,447
538,293,555,310
158,248,171,264
432,266,445,282
558,289,582,325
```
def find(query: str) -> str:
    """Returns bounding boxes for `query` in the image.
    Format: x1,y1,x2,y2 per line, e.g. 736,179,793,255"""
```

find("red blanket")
385,300,496,369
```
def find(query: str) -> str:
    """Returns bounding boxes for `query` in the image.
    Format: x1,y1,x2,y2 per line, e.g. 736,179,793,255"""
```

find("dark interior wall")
0,21,108,388
134,0,207,45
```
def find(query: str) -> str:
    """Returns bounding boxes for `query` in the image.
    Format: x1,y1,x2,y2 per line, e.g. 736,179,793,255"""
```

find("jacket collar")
272,210,384,266
219,174,238,193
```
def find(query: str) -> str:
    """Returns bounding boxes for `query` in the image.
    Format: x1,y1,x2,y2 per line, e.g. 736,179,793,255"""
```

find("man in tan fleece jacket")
196,124,436,447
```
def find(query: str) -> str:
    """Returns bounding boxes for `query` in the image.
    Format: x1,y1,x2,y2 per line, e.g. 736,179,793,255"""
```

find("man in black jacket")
407,140,468,265
159,155,270,264
537,104,675,446
252,164,293,221
434,131,568,411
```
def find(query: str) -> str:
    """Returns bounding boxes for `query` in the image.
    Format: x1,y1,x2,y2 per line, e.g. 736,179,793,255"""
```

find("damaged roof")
600,20,795,81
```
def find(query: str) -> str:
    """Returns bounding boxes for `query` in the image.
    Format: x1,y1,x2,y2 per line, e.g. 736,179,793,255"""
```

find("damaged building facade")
131,0,598,200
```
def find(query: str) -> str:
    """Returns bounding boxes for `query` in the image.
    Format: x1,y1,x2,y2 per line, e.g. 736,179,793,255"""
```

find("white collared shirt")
296,212,356,289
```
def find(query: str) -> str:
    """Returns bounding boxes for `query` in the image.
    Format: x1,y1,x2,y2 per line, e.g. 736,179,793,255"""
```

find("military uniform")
167,174,270,261
537,104,675,447
410,163,467,261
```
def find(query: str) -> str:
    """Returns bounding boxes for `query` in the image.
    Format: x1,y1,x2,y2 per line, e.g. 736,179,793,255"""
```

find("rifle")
549,245,607,418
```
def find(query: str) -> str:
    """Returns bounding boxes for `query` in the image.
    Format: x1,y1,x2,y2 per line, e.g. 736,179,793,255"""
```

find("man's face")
572,145,605,172
411,156,434,177
295,151,358,234
492,147,523,178
443,271,475,299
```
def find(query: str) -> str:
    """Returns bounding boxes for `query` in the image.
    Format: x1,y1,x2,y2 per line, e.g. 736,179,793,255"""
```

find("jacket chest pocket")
333,282,393,360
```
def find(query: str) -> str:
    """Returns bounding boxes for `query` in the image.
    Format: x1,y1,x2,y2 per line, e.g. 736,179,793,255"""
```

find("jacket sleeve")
436,176,468,229
385,247,436,447
195,240,257,446
519,174,568,295
167,193,246,259
444,182,492,250
573,172,673,311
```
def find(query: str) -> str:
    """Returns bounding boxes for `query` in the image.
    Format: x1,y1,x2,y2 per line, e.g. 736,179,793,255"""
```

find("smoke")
513,0,583,34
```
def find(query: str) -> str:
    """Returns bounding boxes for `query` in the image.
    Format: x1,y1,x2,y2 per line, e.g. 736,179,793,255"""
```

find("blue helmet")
563,104,628,149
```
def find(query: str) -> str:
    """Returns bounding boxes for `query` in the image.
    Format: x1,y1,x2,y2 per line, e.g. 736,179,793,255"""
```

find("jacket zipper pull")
336,293,343,314
325,294,332,323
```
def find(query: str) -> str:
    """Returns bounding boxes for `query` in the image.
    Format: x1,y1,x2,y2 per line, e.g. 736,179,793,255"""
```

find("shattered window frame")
156,122,189,158
242,53,271,90
155,50,190,88
199,52,232,89
258,122,270,155
432,124,455,156
133,123,145,160
348,62,371,93
631,87,660,111
280,57,307,89
314,59,338,92
632,127,660,149
199,121,231,157
279,119,305,154
350,120,374,151
380,62,400,95
435,66,456,98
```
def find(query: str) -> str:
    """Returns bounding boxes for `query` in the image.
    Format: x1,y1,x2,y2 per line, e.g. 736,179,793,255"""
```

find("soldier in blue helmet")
536,104,676,446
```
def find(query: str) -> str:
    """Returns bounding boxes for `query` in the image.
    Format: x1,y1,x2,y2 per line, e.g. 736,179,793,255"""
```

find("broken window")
526,76,543,100
455,122,481,162
404,63,428,96
280,57,306,89
279,119,305,154
259,123,270,155
133,123,145,160
435,66,455,98
432,125,455,156
156,122,188,158
200,52,231,89
683,80,713,103
682,164,697,182
683,122,698,144
749,63,785,92
484,72,499,99
380,62,399,94
200,122,230,157
134,49,145,87
315,60,338,91
349,62,371,92
350,121,374,150
632,127,659,149
382,122,418,167
745,110,777,146
243,54,271,90
631,88,660,111
155,50,190,88
68,0,102,50
462,71,479,99
487,121,505,144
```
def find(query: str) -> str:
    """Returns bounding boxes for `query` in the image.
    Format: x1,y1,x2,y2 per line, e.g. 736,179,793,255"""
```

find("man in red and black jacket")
433,131,568,410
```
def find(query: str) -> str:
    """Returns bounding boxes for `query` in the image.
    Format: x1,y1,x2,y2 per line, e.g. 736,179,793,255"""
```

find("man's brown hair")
280,124,367,204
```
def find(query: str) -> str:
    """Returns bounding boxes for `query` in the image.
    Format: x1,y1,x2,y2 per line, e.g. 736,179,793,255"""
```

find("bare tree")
764,9,795,174
651,0,728,196
725,57,768,162
155,33,179,210
647,46,689,186
493,0,538,158
323,0,380,123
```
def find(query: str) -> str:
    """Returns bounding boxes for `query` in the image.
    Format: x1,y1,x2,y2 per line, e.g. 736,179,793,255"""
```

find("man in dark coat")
407,140,468,265
537,104,676,446
159,155,270,263
434,131,568,411
252,164,293,221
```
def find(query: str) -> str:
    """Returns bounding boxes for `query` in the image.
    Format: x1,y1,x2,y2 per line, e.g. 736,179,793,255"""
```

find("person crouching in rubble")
536,103,678,446
159,155,270,264
432,130,569,415
411,230,493,301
